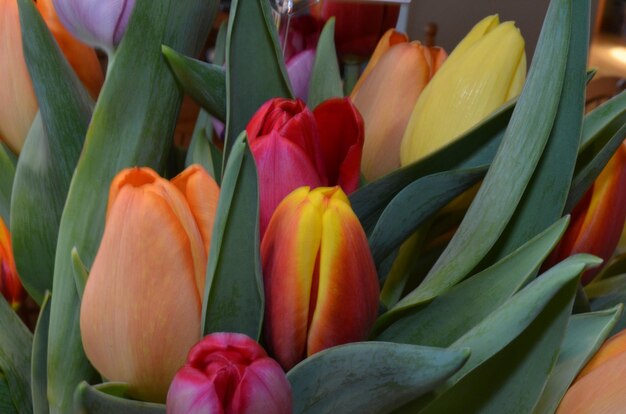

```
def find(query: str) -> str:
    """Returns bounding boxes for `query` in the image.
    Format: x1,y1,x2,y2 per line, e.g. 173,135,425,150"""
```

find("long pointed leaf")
0,143,15,226
32,293,51,414
307,18,342,109
74,382,165,413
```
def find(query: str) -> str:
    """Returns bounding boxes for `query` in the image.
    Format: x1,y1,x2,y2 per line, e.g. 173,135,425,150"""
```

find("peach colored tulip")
80,165,219,403
558,329,626,413
351,29,447,180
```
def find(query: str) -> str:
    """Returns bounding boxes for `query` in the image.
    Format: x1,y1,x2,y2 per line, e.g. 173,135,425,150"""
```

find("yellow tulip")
80,165,219,403
400,15,526,165
351,29,447,180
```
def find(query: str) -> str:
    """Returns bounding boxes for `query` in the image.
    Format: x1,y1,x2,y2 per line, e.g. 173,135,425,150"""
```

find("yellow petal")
444,14,500,65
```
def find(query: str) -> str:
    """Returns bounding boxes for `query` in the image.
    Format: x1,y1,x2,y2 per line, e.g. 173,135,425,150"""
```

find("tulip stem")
343,61,361,96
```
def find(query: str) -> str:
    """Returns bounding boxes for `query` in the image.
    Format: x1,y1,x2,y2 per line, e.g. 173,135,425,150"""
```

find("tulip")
52,0,135,53
80,165,219,402
262,186,379,370
312,0,399,60
351,29,447,180
0,218,25,310
546,142,626,285
400,15,527,165
557,328,626,413
0,0,103,154
167,333,292,414
246,97,364,237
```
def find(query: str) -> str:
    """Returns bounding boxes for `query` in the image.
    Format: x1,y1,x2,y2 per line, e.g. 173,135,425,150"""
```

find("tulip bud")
247,97,364,237
400,15,527,165
558,329,626,412
546,142,626,285
0,218,25,310
52,0,135,53
80,165,219,402
262,186,379,370
351,29,447,180
167,333,292,414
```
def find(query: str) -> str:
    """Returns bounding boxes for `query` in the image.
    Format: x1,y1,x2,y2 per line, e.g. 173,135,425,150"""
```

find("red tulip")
166,333,292,414
312,0,399,60
546,142,626,284
246,97,364,237
0,217,24,310
262,186,379,370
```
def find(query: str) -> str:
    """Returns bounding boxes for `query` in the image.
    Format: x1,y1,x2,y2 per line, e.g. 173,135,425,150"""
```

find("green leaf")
162,46,226,122
14,0,94,304
287,342,470,414
71,248,89,300
484,0,587,263
585,273,626,298
185,110,222,183
533,305,623,414
224,0,292,160
0,143,15,227
45,1,217,412
411,254,595,414
32,292,51,414
595,253,626,281
308,18,343,109
579,89,626,151
369,167,487,269
202,133,264,339
0,374,18,414
350,100,514,231
74,382,165,414
392,0,572,318
0,296,33,414
213,21,228,66
376,217,569,343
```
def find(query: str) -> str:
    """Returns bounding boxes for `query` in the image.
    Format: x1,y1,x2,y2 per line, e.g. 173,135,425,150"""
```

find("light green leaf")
46,0,217,412
0,143,15,227
162,46,226,122
202,133,264,339
32,292,51,414
376,217,569,343
213,21,228,66
224,0,292,160
14,0,93,304
74,382,165,413
287,342,469,414
585,273,626,299
391,0,572,318
580,89,626,151
0,296,32,414
71,248,89,300
533,305,623,414
308,18,343,109
185,110,222,183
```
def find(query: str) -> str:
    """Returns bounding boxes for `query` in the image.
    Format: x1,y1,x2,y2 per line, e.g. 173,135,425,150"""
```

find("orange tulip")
262,186,380,370
0,0,102,154
557,329,626,413
0,217,24,310
546,142,626,285
351,29,447,180
80,165,219,403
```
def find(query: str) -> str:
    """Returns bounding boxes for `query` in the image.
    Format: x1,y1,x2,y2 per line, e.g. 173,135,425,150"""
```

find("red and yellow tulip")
557,328,626,412
351,29,447,181
261,186,379,370
0,0,103,154
547,142,626,284
0,218,24,310
80,165,219,403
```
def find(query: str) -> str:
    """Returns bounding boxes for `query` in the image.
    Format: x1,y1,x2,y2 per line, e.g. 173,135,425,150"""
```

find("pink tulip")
166,333,292,414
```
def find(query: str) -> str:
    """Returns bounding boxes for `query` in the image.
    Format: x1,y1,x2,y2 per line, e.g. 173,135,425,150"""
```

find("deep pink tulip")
166,333,292,414
246,97,364,237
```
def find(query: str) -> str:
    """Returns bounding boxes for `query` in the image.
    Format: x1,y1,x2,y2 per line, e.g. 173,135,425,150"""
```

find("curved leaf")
308,18,342,109
74,382,165,414
32,293,51,414
185,111,222,183
0,144,15,226
287,342,469,414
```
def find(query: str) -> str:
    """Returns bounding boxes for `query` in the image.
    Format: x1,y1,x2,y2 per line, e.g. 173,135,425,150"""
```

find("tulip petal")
167,367,224,414
231,359,292,414
286,50,316,102
445,14,500,64
81,180,202,402
172,165,220,258
307,188,379,357
261,187,323,370
251,132,324,237
0,0,38,154
577,329,626,381
313,98,364,193
352,42,431,180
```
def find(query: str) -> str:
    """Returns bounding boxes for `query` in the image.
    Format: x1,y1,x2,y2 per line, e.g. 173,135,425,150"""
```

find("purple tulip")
52,0,135,53
166,333,292,414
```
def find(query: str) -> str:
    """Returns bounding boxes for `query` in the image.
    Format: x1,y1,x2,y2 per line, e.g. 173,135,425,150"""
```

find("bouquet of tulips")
1,0,626,412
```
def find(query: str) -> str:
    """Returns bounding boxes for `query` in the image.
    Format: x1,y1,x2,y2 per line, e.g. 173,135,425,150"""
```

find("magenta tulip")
166,333,292,414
